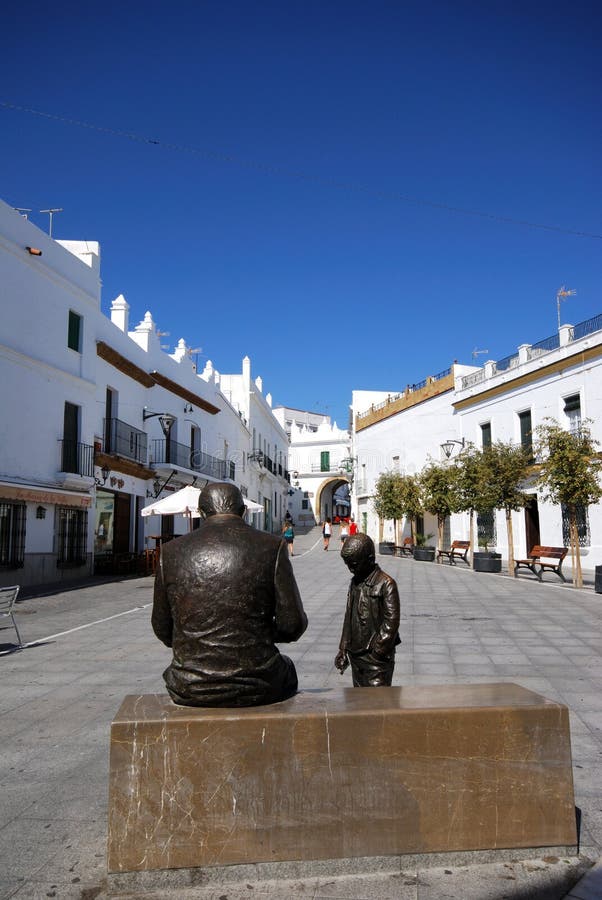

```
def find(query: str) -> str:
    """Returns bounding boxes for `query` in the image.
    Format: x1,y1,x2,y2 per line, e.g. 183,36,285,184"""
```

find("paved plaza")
1,527,602,899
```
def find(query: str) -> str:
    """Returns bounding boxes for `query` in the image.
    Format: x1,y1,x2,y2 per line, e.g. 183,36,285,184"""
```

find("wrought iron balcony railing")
58,440,95,477
151,439,230,480
104,418,147,464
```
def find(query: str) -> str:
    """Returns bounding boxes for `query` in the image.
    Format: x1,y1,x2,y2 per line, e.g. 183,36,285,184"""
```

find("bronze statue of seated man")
152,482,308,707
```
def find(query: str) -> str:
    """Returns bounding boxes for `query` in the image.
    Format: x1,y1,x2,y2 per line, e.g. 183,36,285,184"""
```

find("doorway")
524,496,540,554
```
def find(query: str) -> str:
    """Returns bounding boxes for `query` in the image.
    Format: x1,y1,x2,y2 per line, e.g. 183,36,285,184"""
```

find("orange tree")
535,419,602,588
479,441,531,576
372,471,404,544
419,460,459,552
451,443,482,563
397,474,423,543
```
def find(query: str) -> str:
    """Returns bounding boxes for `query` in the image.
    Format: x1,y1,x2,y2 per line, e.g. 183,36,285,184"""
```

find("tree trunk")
393,518,398,546
410,518,416,544
378,517,384,543
570,508,583,588
469,508,475,564
437,515,444,553
506,507,515,576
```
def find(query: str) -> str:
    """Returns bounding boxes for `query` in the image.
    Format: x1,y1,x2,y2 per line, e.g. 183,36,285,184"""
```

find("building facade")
0,201,291,588
351,320,602,570
273,406,351,525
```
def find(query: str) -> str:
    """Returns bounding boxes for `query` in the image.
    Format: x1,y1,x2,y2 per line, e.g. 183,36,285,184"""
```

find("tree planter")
473,552,502,573
378,542,395,555
413,547,436,562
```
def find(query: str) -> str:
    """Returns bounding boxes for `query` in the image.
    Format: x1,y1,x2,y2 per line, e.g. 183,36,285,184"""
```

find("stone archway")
315,477,350,523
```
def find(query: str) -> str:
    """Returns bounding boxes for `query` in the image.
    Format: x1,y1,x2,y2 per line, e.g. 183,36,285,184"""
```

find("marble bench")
107,683,577,874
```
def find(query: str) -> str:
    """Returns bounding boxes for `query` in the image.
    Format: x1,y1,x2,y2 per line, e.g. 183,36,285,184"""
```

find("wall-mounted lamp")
440,438,465,459
26,246,42,256
184,403,194,414
95,464,110,486
148,470,178,499
36,505,47,519
292,470,299,479
143,410,176,436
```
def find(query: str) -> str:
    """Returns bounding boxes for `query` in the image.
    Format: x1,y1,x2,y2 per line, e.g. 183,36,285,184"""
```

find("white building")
0,201,291,588
352,364,473,542
352,321,602,569
273,406,351,525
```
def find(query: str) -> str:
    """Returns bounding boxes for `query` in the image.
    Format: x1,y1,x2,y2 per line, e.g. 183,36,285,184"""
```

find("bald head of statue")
199,482,246,519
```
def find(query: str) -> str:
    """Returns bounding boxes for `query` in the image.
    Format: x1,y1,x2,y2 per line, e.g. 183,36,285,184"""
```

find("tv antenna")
188,347,202,370
14,208,32,219
472,347,489,360
556,286,576,330
39,208,63,237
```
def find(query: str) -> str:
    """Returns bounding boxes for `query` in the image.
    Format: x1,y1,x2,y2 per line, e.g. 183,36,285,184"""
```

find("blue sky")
2,1,601,427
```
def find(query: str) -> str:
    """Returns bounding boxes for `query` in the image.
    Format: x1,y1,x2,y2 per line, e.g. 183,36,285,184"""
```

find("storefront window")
95,490,115,553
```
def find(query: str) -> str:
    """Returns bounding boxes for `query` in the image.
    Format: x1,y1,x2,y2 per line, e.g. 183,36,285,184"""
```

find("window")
62,402,80,473
564,394,581,434
518,410,533,460
0,501,26,568
392,455,400,472
481,422,492,448
562,503,590,547
302,499,309,509
68,310,82,352
57,507,88,567
477,510,496,549
320,451,330,472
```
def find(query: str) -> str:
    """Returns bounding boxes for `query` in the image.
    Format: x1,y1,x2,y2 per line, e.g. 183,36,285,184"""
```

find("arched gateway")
315,476,350,523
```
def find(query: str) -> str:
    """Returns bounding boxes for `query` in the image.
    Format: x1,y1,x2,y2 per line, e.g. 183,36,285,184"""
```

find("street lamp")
440,438,465,459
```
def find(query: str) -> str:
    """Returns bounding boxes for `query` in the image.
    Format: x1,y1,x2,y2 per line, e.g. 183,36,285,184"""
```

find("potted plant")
413,533,435,562
473,536,502,573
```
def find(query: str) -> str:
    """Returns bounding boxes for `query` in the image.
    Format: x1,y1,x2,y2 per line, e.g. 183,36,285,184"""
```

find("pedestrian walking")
283,520,295,556
340,519,350,544
322,517,332,551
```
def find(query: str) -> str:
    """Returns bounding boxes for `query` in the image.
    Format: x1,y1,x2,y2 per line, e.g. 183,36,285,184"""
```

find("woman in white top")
322,517,332,551
340,520,350,543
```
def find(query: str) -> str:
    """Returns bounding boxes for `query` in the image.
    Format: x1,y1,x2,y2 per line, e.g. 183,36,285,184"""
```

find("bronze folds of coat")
152,483,308,707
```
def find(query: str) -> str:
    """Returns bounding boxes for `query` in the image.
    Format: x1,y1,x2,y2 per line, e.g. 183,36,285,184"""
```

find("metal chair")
0,585,24,649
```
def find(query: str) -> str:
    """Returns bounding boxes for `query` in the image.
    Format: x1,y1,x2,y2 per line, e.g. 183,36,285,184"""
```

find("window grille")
57,507,88,568
0,502,26,568
561,504,590,547
477,510,496,547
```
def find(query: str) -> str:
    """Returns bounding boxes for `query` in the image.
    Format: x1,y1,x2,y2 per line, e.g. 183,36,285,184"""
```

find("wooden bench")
514,545,568,582
437,540,470,565
394,537,414,557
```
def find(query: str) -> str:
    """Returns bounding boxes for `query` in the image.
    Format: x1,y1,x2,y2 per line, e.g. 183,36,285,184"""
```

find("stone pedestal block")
107,684,576,873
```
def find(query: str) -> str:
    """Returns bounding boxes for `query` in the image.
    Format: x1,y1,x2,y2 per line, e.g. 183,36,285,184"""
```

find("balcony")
58,440,94,477
151,439,229,480
104,418,147,464
57,439,95,490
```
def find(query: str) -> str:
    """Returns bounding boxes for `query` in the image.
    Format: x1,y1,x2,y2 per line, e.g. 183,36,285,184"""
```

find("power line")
2,99,602,240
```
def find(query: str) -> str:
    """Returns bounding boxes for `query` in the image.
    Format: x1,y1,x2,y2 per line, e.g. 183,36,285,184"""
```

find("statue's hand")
335,650,349,673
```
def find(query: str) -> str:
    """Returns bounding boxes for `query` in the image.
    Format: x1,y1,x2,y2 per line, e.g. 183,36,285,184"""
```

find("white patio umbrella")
141,486,264,526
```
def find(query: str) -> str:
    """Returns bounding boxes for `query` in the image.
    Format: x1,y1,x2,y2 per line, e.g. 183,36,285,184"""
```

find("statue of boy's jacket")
152,513,307,707
339,564,401,658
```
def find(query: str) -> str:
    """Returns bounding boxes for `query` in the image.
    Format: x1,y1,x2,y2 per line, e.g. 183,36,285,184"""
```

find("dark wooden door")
114,492,131,554
524,496,540,554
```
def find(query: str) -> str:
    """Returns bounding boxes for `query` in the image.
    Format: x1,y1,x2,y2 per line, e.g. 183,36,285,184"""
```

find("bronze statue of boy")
335,533,400,686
